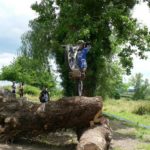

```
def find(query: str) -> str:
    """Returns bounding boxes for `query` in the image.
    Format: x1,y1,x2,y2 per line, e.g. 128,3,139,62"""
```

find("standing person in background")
39,87,50,112
12,81,16,95
19,82,24,98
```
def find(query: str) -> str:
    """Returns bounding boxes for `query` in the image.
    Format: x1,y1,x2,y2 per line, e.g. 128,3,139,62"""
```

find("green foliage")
24,85,40,96
145,87,150,100
130,73,150,100
18,0,150,97
0,56,56,90
113,92,121,99
104,98,150,126
138,144,150,150
120,83,130,93
133,104,150,115
95,61,124,98
3,86,11,91
2,85,40,96
51,88,63,100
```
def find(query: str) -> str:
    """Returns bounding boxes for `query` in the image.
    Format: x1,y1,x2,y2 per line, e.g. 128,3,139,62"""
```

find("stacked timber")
0,89,112,149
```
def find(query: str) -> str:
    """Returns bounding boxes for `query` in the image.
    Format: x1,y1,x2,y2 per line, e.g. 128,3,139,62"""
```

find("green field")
104,98,150,146
104,98,150,126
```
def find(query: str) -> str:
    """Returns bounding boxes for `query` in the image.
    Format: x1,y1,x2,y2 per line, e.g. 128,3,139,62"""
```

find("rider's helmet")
77,40,85,50
77,40,85,44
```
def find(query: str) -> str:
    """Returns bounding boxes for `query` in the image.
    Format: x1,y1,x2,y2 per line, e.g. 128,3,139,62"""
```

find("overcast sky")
0,0,150,81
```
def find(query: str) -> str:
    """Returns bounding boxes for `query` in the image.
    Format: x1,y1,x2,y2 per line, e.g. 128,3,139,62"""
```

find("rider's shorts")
78,59,87,69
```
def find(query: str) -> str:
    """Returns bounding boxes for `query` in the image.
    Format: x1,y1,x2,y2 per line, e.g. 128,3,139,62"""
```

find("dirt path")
0,141,76,150
110,120,150,150
0,143,50,150
0,120,149,150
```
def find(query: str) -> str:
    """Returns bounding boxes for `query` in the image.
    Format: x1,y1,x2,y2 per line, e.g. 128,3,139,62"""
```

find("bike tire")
78,80,83,96
65,48,75,70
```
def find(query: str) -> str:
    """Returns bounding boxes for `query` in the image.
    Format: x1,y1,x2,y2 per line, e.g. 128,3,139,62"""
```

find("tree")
130,73,149,100
20,0,150,97
0,56,56,90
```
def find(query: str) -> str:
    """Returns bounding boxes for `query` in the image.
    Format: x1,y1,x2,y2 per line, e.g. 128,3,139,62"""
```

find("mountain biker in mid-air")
77,40,91,78
64,40,91,96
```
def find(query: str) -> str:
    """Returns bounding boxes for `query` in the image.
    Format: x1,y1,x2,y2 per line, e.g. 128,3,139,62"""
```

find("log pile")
0,89,112,149
77,120,112,150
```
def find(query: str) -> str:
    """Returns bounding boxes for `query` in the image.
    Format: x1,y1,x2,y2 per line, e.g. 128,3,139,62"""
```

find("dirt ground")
110,120,150,150
0,120,149,150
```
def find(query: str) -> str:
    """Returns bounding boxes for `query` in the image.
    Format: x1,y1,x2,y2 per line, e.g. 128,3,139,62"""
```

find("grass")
1,85,62,102
103,98,150,126
2,85,41,102
104,98,150,142
24,85,40,96
135,127,150,141
133,103,150,115
25,94,40,103
3,85,11,91
2,85,40,96
137,143,150,150
115,124,150,142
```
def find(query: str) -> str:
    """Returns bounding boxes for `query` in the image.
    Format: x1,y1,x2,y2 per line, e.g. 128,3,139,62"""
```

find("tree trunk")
0,89,103,142
77,125,112,150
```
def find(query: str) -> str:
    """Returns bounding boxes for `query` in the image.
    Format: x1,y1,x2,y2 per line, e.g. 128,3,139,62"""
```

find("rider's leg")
79,59,87,78
80,68,86,79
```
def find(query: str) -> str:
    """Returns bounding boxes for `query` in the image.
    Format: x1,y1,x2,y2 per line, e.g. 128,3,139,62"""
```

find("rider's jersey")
77,47,89,69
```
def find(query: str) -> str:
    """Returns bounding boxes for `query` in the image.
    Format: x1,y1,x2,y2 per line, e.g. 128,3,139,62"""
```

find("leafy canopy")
18,0,150,97
0,56,56,90
130,73,150,100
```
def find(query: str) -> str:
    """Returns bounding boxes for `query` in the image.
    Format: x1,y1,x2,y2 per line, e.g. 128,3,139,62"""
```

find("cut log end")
77,125,112,150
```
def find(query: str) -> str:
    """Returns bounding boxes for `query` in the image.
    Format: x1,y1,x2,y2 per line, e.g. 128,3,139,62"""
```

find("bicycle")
65,45,84,96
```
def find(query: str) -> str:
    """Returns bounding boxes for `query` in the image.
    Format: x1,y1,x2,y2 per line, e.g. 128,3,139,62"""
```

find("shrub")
133,104,150,115
111,91,120,99
24,85,40,96
3,86,11,91
114,92,121,99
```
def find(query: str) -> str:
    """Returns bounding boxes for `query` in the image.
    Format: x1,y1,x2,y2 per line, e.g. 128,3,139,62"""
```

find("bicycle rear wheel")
65,47,76,70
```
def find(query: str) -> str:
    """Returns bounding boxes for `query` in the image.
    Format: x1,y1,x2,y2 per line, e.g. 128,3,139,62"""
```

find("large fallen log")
0,89,103,142
77,118,112,150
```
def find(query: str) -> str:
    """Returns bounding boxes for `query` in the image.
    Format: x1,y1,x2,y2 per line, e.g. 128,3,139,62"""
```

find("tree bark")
77,125,112,150
0,90,103,142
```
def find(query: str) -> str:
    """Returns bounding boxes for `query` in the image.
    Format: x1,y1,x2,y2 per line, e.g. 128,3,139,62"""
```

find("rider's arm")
85,42,91,52
87,45,91,52
82,47,90,55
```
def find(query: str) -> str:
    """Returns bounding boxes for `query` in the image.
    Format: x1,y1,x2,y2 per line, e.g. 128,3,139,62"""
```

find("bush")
114,93,120,99
24,85,40,96
3,86,11,91
112,92,120,99
133,104,150,115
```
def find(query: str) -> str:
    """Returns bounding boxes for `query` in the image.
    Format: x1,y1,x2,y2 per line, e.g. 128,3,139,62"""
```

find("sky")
0,0,150,83
124,2,150,81
0,0,41,69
